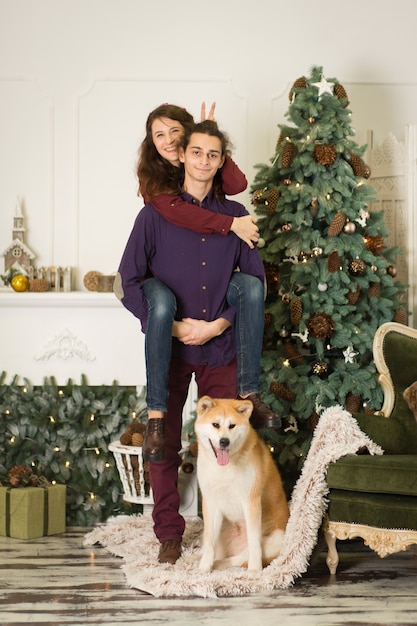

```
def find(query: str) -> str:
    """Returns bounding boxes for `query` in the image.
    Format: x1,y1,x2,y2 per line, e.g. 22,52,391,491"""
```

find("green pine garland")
0,371,147,526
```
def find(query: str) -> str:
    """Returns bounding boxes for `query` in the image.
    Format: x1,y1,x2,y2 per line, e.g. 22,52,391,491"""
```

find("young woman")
127,103,281,462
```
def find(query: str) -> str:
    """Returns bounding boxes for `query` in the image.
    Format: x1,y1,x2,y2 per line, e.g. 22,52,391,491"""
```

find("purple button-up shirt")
116,189,264,368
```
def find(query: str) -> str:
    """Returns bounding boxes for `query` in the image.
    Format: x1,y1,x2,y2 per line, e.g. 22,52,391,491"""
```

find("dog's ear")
236,400,253,419
197,396,215,415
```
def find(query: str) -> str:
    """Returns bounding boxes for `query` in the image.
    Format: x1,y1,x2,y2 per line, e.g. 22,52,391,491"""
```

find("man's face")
151,116,184,165
179,132,225,184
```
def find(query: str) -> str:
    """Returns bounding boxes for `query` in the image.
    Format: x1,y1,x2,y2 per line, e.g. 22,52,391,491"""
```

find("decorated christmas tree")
251,66,408,489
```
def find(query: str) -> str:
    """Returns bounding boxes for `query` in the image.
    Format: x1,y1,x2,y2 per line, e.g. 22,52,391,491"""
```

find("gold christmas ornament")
308,116,316,124
387,265,397,277
283,178,292,186
311,360,329,378
364,234,384,255
343,220,356,234
311,246,323,257
281,223,292,232
251,188,266,206
313,143,337,166
11,274,29,292
348,258,366,277
307,312,335,339
328,210,346,236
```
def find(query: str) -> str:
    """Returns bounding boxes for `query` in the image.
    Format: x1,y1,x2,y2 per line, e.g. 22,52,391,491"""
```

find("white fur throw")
84,405,383,597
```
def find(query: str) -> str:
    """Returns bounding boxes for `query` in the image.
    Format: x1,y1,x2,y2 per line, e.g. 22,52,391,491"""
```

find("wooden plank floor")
0,527,417,625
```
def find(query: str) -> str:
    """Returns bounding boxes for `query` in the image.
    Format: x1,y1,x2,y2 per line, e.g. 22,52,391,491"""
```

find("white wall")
1,0,417,290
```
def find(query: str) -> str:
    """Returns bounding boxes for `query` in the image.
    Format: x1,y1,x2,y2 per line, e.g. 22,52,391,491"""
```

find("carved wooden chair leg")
324,526,339,575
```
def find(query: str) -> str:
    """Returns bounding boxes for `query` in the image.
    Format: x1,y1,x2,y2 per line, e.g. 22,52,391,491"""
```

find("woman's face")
151,116,184,166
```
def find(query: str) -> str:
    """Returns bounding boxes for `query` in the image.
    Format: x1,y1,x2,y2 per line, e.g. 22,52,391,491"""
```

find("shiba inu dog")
195,396,289,572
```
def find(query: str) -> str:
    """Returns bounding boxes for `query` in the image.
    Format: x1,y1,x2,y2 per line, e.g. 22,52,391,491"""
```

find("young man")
115,121,266,564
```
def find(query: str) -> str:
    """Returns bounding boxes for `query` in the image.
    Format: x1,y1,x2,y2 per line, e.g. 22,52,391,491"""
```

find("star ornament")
312,74,334,98
343,345,358,363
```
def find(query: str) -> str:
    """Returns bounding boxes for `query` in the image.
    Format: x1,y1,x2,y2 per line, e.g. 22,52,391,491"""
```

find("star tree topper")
311,73,334,98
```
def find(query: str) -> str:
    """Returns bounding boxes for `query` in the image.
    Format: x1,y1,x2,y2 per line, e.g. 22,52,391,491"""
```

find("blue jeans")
142,273,264,411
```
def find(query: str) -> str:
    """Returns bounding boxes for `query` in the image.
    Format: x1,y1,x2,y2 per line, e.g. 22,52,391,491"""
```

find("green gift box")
0,484,66,539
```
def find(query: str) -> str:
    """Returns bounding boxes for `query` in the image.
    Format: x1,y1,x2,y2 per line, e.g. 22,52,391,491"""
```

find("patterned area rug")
84,405,383,598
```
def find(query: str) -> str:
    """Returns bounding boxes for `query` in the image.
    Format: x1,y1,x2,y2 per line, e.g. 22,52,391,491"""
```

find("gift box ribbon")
5,487,49,537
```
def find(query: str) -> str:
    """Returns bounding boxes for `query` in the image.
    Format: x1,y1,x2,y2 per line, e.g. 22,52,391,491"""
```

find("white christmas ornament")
343,345,358,363
311,74,334,98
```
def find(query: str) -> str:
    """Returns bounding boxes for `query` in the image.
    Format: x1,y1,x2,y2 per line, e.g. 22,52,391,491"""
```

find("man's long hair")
181,120,232,199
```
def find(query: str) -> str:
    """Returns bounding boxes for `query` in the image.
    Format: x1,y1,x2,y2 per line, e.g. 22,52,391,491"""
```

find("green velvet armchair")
324,321,417,574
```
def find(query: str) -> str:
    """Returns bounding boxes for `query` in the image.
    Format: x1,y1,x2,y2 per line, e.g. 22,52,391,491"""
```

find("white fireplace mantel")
0,290,146,386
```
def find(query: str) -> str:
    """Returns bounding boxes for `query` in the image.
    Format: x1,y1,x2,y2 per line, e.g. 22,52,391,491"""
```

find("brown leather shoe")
158,540,182,564
238,393,282,430
142,418,165,462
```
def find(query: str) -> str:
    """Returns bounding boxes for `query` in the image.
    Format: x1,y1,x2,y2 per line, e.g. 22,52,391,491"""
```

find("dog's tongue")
216,448,230,466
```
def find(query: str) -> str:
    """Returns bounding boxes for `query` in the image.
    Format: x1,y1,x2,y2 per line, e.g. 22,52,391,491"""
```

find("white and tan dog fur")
195,396,289,572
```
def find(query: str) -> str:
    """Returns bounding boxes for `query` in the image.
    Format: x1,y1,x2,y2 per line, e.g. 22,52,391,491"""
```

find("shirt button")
202,309,207,313
202,285,207,290
202,261,206,266
201,237,206,242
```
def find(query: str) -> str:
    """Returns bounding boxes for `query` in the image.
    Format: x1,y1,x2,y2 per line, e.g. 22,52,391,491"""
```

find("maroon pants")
149,355,237,543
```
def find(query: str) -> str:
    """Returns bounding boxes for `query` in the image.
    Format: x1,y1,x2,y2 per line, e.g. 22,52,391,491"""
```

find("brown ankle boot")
142,418,165,462
238,393,282,430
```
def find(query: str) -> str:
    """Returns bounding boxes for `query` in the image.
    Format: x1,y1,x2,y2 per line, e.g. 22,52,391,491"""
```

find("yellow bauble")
11,274,29,292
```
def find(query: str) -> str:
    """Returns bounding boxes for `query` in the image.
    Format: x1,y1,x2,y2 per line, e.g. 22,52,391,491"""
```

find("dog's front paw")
247,558,262,572
199,555,213,573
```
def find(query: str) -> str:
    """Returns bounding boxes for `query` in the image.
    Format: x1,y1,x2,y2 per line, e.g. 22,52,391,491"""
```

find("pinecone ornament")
289,76,307,101
347,285,361,305
307,312,335,339
7,464,40,487
29,278,49,292
327,250,341,273
284,341,304,365
120,432,132,445
328,211,346,236
269,380,295,403
264,262,279,295
307,411,320,432
368,282,381,298
349,153,371,178
266,187,280,214
333,83,349,107
345,392,362,413
394,307,408,325
131,432,144,447
281,141,297,168
290,296,303,325
313,143,337,166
